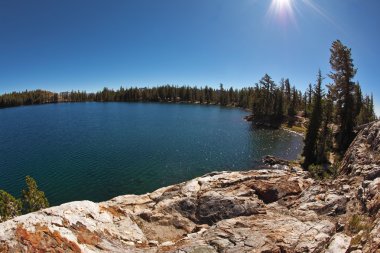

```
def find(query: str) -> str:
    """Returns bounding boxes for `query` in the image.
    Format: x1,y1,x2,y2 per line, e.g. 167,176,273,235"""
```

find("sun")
271,0,293,12
275,0,292,8
267,0,296,25
266,0,339,30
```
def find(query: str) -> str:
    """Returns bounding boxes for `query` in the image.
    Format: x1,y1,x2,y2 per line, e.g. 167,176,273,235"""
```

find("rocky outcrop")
0,121,379,252
340,121,380,253
0,168,332,253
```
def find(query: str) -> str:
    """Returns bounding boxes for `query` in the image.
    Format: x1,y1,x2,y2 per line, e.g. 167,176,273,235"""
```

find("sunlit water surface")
0,103,303,205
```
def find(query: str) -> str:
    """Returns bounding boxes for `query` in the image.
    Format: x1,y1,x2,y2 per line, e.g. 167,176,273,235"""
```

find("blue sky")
0,0,379,113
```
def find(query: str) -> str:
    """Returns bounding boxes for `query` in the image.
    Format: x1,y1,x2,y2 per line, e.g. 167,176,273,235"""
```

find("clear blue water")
0,103,303,206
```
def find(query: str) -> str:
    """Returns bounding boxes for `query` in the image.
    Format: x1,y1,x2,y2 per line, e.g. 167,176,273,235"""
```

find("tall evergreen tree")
328,40,357,153
287,86,297,117
317,91,334,164
354,82,363,121
302,70,324,169
370,93,375,119
219,83,228,106
303,91,308,117
273,89,282,118
357,93,377,124
305,83,313,116
253,74,277,118
284,78,291,100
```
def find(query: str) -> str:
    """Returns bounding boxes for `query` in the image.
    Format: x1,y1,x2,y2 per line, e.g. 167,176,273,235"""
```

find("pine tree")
21,176,49,214
370,93,376,120
303,91,308,117
302,70,324,169
357,95,376,125
276,80,284,118
318,91,334,164
0,190,22,222
354,83,363,121
328,40,357,153
287,86,297,117
305,83,313,116
259,74,277,116
219,83,227,106
284,78,291,110
228,87,234,105
308,83,312,106
272,89,280,119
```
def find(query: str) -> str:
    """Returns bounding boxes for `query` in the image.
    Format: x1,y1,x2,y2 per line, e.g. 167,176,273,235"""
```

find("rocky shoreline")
0,121,379,252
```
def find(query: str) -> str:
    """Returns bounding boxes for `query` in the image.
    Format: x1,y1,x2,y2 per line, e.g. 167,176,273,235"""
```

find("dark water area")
0,103,303,206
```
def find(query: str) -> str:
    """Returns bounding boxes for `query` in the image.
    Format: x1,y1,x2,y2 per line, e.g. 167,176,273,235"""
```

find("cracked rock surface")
0,121,379,252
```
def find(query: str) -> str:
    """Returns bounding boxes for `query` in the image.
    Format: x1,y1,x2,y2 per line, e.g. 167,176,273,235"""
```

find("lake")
0,103,303,206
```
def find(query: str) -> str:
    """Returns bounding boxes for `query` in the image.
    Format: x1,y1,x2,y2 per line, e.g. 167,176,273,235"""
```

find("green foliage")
282,124,306,134
348,214,371,234
250,74,304,127
349,214,362,233
328,40,357,153
0,90,58,108
219,83,228,106
356,94,377,125
21,176,49,214
308,163,338,180
252,74,277,118
303,41,376,170
349,215,371,246
302,70,324,169
0,190,22,222
0,176,49,221
319,92,334,157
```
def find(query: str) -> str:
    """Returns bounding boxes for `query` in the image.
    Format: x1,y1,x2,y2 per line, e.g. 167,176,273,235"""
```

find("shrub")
349,214,362,233
21,176,49,214
308,163,338,180
348,214,371,234
0,190,22,222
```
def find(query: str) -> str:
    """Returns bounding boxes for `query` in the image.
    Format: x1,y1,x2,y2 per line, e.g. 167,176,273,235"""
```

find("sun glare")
267,0,296,25
275,0,292,9
271,0,293,12
267,0,338,30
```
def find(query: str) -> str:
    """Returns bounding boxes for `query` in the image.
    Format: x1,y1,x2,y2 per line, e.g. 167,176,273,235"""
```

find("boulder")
326,233,351,253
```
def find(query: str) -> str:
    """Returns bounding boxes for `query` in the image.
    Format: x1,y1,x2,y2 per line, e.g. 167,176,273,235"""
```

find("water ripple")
0,103,303,205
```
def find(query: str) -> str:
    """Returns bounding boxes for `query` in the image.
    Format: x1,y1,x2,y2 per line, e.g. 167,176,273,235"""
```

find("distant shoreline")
0,100,307,138
0,99,246,110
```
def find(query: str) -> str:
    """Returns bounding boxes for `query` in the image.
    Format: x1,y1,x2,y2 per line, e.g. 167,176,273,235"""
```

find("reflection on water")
0,103,303,205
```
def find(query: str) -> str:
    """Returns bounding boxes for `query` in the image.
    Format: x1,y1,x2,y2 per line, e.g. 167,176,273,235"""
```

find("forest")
0,81,303,112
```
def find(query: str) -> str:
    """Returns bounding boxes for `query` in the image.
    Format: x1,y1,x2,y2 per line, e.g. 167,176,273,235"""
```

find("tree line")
0,176,49,222
0,90,58,108
0,78,318,130
302,40,377,175
0,82,306,112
